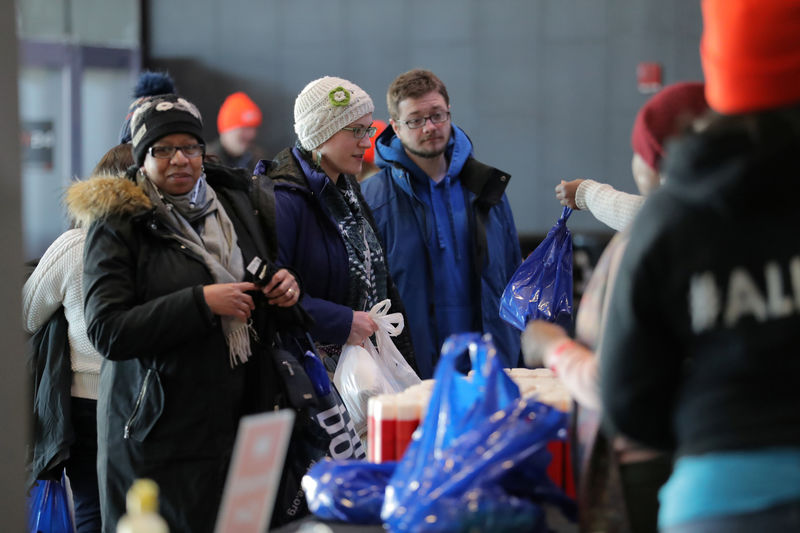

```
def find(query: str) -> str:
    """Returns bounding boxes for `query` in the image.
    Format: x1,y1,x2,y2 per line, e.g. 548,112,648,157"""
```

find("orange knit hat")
701,0,800,114
363,119,388,164
217,92,262,133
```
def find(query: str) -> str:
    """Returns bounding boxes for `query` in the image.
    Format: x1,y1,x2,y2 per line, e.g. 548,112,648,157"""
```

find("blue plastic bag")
381,333,575,532
301,334,575,531
28,471,74,533
500,206,573,331
302,460,396,524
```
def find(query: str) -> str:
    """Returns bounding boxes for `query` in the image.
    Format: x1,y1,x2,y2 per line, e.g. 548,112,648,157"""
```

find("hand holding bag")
334,300,421,437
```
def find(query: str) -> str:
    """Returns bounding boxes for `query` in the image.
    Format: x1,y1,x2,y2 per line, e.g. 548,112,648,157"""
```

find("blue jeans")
65,397,101,533
661,499,800,533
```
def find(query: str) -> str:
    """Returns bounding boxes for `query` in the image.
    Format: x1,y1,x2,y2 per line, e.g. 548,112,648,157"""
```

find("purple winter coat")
254,148,417,371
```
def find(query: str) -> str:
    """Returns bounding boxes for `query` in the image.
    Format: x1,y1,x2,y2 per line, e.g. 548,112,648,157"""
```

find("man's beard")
402,140,446,159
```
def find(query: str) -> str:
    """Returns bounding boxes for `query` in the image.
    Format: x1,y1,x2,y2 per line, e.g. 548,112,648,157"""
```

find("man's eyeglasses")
149,143,205,159
341,125,378,139
397,111,450,129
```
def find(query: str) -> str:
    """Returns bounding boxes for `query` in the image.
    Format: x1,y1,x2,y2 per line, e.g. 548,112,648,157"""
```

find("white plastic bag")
334,300,421,437
364,300,420,392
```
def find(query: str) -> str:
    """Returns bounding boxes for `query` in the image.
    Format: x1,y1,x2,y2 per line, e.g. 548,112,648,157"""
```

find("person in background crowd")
361,68,521,378
522,81,709,533
207,91,266,171
254,76,416,370
601,1,800,531
23,143,135,533
118,71,177,144
80,94,300,532
356,118,388,182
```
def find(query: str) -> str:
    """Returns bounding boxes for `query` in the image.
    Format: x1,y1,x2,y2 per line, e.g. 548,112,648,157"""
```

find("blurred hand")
555,179,584,209
203,282,257,320
521,320,569,368
261,268,300,307
347,311,378,346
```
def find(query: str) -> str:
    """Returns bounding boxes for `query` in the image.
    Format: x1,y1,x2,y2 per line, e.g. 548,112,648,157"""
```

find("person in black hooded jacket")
600,1,800,531
80,94,300,532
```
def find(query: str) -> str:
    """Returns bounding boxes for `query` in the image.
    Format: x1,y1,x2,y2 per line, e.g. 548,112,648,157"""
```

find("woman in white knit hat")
254,76,417,370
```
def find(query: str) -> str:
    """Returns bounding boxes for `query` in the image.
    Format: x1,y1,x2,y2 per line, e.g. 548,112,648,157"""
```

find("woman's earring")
315,150,323,168
138,167,147,178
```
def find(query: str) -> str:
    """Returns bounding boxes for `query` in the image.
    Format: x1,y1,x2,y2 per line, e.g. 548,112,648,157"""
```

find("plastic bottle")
116,479,169,533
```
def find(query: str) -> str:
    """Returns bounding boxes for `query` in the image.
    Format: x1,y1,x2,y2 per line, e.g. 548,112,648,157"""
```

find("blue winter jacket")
361,126,522,378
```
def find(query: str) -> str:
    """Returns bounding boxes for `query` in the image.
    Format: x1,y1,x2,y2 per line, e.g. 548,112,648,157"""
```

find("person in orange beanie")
356,119,387,182
207,91,266,171
600,1,800,532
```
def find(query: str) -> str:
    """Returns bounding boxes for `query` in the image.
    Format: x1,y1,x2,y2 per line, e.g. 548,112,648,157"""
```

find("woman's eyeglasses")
340,125,378,139
149,143,205,159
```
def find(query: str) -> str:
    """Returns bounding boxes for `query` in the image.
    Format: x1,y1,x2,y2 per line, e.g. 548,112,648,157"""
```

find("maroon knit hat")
631,82,709,171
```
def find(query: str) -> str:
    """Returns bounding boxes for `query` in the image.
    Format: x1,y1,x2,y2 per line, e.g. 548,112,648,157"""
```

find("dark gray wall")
148,0,703,235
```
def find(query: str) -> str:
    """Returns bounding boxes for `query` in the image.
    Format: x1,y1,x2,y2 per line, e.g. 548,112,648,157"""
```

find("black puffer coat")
80,163,285,532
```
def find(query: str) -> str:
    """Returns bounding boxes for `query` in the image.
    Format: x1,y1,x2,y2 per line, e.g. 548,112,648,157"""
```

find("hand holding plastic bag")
364,299,420,392
334,300,420,437
500,206,573,331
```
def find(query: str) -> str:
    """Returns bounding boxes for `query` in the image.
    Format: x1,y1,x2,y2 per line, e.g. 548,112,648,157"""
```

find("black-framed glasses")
341,125,378,139
148,143,205,159
397,111,450,129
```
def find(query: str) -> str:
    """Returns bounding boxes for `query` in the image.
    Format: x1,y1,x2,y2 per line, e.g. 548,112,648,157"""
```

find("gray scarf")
138,172,251,367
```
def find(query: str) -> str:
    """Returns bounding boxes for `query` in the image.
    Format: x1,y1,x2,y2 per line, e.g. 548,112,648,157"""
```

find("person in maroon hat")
601,1,800,531
522,81,709,533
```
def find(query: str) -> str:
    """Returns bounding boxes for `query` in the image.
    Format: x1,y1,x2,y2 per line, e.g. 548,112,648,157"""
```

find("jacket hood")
65,173,152,228
374,124,474,180
255,148,309,186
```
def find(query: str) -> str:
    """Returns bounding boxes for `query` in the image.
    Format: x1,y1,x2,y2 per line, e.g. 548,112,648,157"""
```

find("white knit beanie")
294,76,375,150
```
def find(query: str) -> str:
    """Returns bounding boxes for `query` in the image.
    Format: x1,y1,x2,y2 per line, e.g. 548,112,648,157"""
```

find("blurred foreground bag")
303,333,576,531
500,207,573,331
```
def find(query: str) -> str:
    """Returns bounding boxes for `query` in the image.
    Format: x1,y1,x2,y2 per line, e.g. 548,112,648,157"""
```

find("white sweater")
575,179,645,232
23,228,102,400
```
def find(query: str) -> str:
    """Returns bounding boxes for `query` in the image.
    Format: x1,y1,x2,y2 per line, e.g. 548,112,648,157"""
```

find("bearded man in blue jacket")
361,69,522,378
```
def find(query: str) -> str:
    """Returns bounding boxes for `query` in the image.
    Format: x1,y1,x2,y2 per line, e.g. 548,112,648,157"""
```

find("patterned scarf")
319,176,388,312
138,173,251,367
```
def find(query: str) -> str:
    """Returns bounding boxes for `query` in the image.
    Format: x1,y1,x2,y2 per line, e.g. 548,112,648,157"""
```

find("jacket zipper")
124,369,153,440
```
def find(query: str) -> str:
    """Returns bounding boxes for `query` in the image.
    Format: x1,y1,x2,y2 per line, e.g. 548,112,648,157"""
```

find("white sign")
215,410,295,533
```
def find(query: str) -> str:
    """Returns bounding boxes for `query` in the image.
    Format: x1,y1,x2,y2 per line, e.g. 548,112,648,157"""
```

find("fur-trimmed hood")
65,173,152,228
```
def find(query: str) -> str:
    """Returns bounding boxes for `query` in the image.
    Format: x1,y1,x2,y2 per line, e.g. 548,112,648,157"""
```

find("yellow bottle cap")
126,479,159,514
